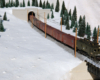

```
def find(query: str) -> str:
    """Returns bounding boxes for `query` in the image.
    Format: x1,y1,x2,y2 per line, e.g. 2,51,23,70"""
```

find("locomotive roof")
79,38,100,48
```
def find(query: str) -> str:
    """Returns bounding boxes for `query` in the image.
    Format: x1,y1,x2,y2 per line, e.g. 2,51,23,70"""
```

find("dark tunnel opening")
28,11,35,21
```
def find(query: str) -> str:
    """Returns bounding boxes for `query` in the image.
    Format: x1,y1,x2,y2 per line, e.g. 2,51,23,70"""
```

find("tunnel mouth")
28,11,35,21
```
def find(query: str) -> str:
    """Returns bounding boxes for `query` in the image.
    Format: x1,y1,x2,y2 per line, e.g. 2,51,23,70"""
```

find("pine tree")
73,22,77,32
51,3,54,11
3,0,5,7
11,0,13,7
79,15,82,24
0,0,3,8
78,20,85,37
66,18,70,30
18,0,19,6
72,6,77,21
42,1,45,9
55,0,60,12
93,27,97,42
85,22,89,35
47,13,49,19
27,0,30,6
69,9,71,20
5,2,9,8
51,10,54,19
39,0,42,7
48,3,50,8
64,9,68,20
23,0,25,7
20,3,23,7
70,15,75,28
87,25,91,40
15,0,19,7
3,12,7,20
9,0,11,7
0,20,5,32
60,1,66,17
35,0,38,7
46,0,48,8
13,1,16,7
64,16,68,25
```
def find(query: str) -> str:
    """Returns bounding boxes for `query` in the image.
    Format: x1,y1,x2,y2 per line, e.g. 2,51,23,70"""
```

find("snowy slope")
0,8,81,80
64,0,100,31
5,0,100,30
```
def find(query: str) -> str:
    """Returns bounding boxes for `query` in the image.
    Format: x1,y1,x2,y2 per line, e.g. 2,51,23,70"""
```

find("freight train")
30,16,100,61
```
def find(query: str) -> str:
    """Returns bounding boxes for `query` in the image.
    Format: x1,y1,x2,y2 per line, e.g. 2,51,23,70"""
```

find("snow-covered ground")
0,8,82,80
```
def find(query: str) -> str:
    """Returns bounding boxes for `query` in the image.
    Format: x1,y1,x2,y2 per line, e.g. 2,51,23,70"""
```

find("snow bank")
0,8,81,80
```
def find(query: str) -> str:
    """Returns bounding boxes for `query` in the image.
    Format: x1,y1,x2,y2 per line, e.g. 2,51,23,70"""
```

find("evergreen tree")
64,9,68,20
20,3,23,7
15,0,19,7
85,22,89,35
27,0,30,6
9,0,11,7
39,0,42,7
72,6,77,21
69,9,71,20
35,0,38,7
11,0,14,7
87,25,91,40
0,0,3,8
46,0,49,8
0,20,5,32
47,13,49,19
51,10,54,19
64,16,69,25
3,0,5,7
23,0,25,7
79,15,82,24
60,1,66,17
5,2,9,8
13,1,16,7
73,22,77,32
70,15,75,28
51,3,54,11
78,20,85,37
55,0,60,12
3,12,7,20
66,18,70,30
93,27,97,42
32,0,34,6
42,1,45,9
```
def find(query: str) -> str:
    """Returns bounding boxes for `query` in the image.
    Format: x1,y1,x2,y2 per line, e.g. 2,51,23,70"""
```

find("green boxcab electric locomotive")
77,38,100,60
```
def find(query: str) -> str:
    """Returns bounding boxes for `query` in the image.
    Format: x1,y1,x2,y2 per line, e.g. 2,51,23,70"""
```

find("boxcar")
40,23,45,31
62,34,75,48
46,25,55,36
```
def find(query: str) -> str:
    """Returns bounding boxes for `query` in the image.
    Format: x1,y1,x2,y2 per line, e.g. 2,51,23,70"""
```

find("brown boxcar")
46,25,55,36
62,33,75,48
33,17,80,49
40,23,45,31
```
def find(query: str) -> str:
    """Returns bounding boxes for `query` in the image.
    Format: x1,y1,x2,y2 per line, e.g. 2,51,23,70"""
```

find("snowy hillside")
0,8,81,80
64,0,100,31
5,0,100,30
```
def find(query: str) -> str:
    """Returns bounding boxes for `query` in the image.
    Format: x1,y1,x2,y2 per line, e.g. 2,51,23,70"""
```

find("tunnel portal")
28,11,35,21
